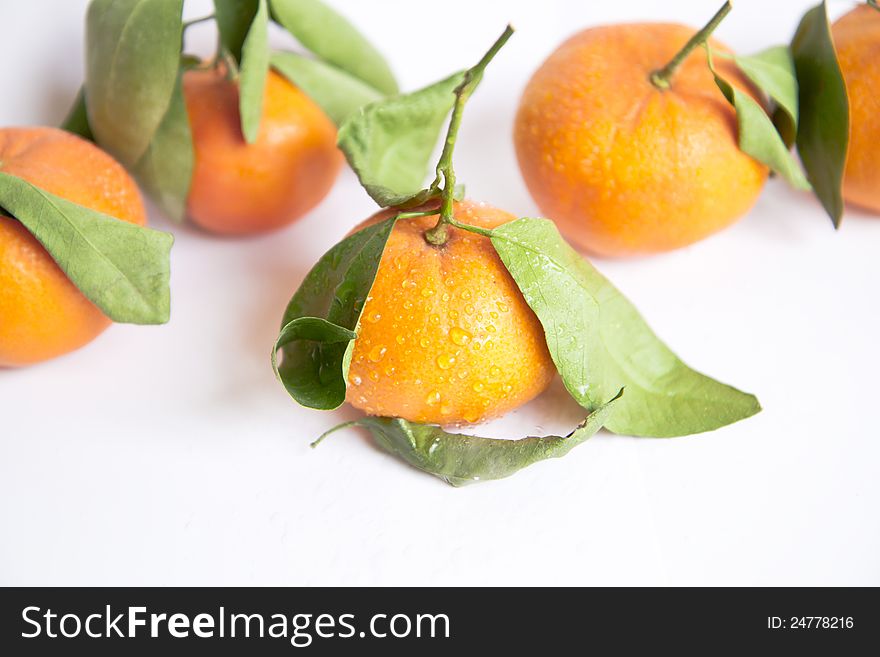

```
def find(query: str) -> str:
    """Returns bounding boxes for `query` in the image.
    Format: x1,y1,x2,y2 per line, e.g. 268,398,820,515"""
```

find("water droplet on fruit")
420,337,431,348
465,305,475,315
421,288,434,297
366,312,382,323
449,327,472,346
460,289,472,300
486,325,496,333
368,371,380,382
490,366,501,377
430,314,440,325
351,375,363,386
472,381,484,392
436,354,455,370
426,390,441,406
497,301,509,313
395,335,405,345
368,345,387,362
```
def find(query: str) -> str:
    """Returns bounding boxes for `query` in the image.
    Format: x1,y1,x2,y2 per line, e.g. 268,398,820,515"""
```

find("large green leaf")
710,55,811,191
129,74,194,223
273,217,397,410
213,0,260,63
489,217,760,437
337,72,464,207
348,392,621,487
269,0,397,95
271,51,384,126
792,0,849,227
85,0,184,167
0,172,172,325
238,0,270,143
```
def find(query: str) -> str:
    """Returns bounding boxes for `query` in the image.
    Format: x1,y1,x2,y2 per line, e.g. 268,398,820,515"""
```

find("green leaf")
489,217,760,437
347,392,620,487
792,0,849,227
709,51,811,190
85,0,184,167
214,0,259,63
130,73,194,222
273,217,397,410
271,51,384,126
731,46,799,147
0,172,172,325
269,0,397,95
239,0,270,143
337,72,464,207
60,88,94,141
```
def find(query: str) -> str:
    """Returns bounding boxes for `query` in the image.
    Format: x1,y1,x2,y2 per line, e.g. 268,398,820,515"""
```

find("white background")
1,0,878,586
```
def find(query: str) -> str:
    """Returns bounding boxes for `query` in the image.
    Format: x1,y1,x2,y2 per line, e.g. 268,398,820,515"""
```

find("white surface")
1,0,878,586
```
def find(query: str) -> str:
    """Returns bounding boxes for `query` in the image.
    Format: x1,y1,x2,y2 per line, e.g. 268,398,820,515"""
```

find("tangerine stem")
424,25,515,246
649,1,732,90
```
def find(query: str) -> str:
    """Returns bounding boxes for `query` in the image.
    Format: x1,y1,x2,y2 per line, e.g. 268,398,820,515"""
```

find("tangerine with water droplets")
346,200,555,425
514,23,768,256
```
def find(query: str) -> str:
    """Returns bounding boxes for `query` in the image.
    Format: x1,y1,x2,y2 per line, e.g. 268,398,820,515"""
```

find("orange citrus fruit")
832,5,880,213
0,126,147,367
346,200,555,425
184,66,343,235
514,23,768,257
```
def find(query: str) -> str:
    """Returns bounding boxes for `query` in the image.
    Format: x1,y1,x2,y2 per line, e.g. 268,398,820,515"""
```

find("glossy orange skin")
0,127,147,367
514,24,768,257
346,200,555,425
183,67,343,235
833,5,880,213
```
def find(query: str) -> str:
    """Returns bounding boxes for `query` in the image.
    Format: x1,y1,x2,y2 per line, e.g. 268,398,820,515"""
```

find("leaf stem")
183,13,215,30
424,25,514,246
311,421,360,448
396,210,439,220
649,1,732,90
447,217,494,238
